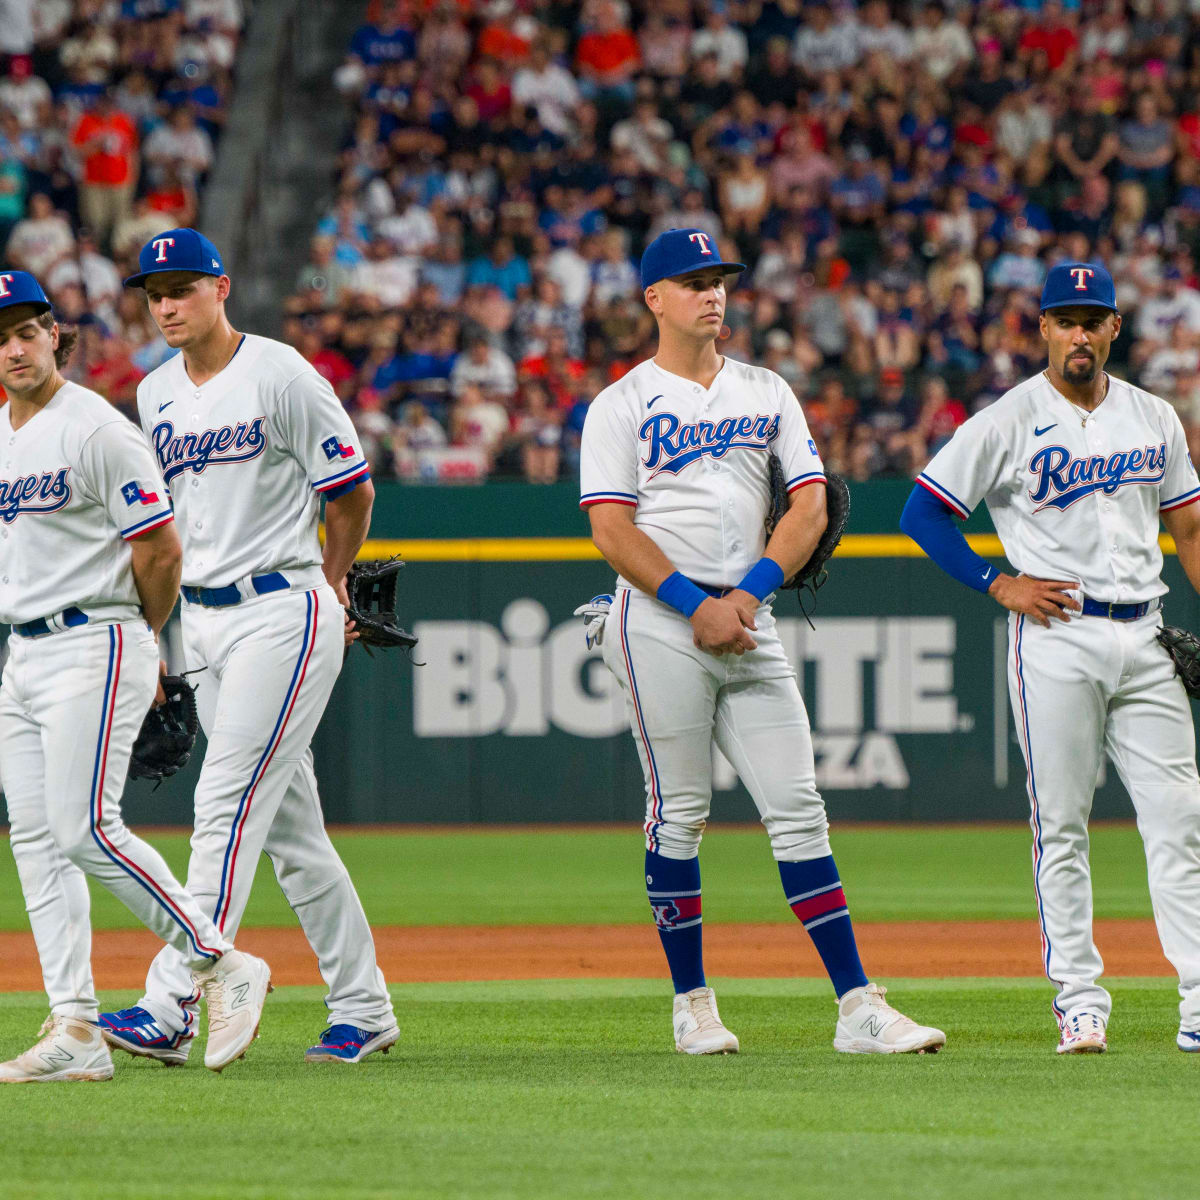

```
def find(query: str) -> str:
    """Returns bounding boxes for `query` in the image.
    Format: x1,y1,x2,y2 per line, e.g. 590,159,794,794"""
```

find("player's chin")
1062,359,1097,383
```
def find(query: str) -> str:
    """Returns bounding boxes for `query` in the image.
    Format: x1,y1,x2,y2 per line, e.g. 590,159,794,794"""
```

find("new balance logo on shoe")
38,1045,75,1068
230,981,251,1010
863,1016,887,1039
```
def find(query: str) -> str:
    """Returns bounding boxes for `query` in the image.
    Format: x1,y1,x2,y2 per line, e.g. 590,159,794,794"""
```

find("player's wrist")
735,557,785,602
657,571,708,619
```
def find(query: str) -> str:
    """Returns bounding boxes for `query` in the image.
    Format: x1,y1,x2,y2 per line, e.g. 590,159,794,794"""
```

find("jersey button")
191,478,199,488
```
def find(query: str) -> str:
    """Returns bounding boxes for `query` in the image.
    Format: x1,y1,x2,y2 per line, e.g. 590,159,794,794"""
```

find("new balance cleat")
0,1016,114,1083
834,983,946,1054
193,950,272,1072
1056,1009,1107,1054
673,987,740,1055
1177,1026,1200,1053
99,1006,192,1066
304,1024,401,1063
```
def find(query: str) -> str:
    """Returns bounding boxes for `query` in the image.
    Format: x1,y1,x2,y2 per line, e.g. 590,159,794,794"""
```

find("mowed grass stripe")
0,824,1154,931
0,981,1192,1200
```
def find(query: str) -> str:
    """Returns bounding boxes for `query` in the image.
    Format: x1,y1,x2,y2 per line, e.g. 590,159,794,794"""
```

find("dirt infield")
0,919,1172,991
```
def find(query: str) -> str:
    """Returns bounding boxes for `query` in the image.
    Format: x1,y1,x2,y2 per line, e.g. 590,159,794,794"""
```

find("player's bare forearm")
587,502,677,596
1163,503,1200,595
764,480,827,579
323,478,375,592
129,521,183,635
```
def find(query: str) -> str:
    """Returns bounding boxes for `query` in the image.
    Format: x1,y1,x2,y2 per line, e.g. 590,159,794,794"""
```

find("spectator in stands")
142,103,213,188
295,0,1200,483
5,190,73,276
70,89,138,251
465,235,531,301
449,381,509,468
0,55,51,129
513,379,562,484
450,336,516,400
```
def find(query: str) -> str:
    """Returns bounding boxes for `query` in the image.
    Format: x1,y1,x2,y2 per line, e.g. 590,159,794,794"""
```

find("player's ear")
1110,312,1121,341
644,284,660,316
215,274,231,303
1038,313,1048,341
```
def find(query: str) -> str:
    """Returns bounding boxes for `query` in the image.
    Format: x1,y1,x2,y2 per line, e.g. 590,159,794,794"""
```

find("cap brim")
0,299,51,316
123,266,221,289
1040,299,1119,313
646,261,747,288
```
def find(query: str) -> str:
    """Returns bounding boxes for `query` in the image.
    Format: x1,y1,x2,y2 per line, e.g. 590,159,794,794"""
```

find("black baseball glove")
1157,624,1200,699
347,557,419,656
128,674,199,784
765,454,850,619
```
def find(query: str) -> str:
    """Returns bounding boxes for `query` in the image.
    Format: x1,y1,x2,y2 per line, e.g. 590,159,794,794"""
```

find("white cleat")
1177,1027,1200,1053
673,986,740,1055
0,1016,114,1083
1056,1009,1107,1055
834,983,946,1055
193,949,273,1072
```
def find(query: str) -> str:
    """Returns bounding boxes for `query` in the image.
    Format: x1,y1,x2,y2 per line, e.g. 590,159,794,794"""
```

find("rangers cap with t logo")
0,269,52,315
124,227,225,288
1040,260,1118,313
640,228,746,290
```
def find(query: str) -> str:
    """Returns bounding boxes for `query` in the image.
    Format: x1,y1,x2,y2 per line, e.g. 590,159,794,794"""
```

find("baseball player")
97,229,398,1065
0,270,271,1081
901,261,1200,1054
580,228,946,1055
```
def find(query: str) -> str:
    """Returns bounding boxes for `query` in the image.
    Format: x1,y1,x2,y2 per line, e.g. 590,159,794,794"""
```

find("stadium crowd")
0,0,244,417
280,0,1200,485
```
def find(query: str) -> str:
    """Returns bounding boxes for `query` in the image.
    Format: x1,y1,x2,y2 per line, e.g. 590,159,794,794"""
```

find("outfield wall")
112,479,1200,826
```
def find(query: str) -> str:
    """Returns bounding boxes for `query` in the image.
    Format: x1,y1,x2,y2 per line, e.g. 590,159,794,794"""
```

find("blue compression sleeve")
900,484,1000,594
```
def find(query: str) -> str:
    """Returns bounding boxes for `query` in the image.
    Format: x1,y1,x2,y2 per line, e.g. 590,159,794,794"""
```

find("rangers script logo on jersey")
640,411,780,476
0,468,71,523
1027,442,1167,511
151,418,267,484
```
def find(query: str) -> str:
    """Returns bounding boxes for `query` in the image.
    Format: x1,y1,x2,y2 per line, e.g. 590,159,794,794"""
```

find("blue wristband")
656,571,709,618
736,557,785,602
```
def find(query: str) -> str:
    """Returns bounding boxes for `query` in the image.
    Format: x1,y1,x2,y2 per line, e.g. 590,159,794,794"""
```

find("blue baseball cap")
640,228,745,290
124,227,225,288
0,270,51,316
1040,260,1118,313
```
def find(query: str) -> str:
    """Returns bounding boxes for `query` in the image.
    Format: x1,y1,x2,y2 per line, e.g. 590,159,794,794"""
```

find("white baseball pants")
1009,610,1200,1030
602,586,832,862
0,621,233,1021
138,584,395,1035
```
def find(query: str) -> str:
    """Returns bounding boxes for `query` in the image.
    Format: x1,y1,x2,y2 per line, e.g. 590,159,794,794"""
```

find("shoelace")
205,977,228,1033
858,985,912,1029
687,994,724,1032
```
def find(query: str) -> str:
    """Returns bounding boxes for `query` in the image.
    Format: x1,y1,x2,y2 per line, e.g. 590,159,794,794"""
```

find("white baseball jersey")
579,356,824,588
918,372,1200,601
0,382,172,626
135,333,368,588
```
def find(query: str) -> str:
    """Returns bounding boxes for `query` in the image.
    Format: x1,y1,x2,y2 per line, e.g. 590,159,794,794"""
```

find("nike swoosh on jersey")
1034,423,1056,436
157,401,174,413
647,394,663,409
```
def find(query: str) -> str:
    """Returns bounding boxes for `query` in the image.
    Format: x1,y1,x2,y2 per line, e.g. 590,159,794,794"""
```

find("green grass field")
0,824,1158,929
0,980,1193,1200
0,824,1188,1199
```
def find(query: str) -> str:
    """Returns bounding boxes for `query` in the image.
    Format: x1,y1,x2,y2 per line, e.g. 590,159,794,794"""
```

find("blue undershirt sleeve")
900,484,1001,595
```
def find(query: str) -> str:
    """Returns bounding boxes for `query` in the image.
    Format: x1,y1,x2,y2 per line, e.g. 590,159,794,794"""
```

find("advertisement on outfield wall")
294,554,1200,825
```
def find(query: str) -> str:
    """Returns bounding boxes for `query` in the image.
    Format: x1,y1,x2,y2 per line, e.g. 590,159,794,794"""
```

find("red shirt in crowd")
575,29,640,81
71,109,138,187
1019,22,1078,70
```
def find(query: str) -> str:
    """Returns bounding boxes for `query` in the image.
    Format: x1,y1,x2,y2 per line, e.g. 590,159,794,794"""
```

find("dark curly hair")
35,311,78,368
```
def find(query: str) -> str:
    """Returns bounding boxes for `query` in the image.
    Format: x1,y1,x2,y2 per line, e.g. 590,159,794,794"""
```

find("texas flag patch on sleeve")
121,480,161,506
321,435,355,462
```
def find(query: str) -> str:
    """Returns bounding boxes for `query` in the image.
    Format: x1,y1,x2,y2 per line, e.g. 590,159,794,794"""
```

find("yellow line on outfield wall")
358,533,1178,562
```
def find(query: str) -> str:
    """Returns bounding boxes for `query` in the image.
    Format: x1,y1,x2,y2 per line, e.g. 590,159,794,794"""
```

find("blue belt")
1080,596,1158,621
13,606,90,638
695,582,731,597
182,572,290,608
